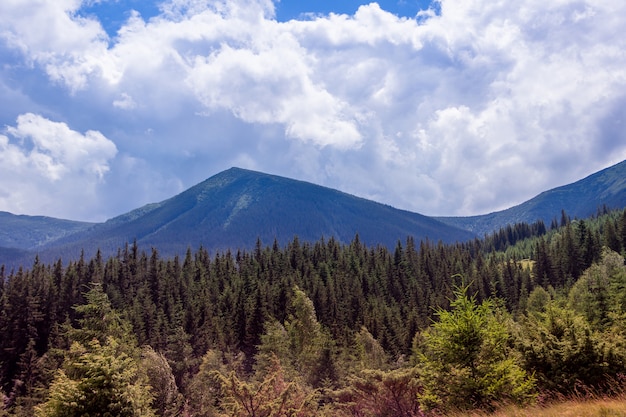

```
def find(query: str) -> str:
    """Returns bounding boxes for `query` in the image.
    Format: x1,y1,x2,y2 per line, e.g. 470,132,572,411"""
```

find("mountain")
1,168,474,266
0,211,93,250
437,159,626,236
4,160,626,268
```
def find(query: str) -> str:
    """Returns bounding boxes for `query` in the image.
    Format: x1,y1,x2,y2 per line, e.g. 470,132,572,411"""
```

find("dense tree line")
2,209,626,415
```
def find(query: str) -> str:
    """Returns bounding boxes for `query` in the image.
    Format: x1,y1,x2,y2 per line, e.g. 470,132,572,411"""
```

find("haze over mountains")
1,159,626,267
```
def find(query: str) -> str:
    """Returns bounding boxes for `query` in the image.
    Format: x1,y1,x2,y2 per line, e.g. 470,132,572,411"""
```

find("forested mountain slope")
2,168,474,265
3,208,626,416
3,159,626,267
438,159,626,236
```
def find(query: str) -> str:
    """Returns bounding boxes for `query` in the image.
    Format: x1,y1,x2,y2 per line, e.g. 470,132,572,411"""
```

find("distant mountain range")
437,159,626,235
1,159,626,267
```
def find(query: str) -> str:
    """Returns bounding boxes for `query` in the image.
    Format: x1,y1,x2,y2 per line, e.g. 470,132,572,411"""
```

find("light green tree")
332,367,420,417
414,286,535,411
517,301,626,394
568,248,626,327
285,287,324,372
35,284,156,417
353,326,388,371
141,346,184,417
36,338,155,417
256,286,335,387
187,349,244,417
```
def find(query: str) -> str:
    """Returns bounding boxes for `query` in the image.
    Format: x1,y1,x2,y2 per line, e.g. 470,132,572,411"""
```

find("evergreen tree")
216,355,318,417
35,337,155,417
141,346,184,417
35,284,156,417
603,217,621,253
516,288,626,395
333,367,420,417
414,286,535,411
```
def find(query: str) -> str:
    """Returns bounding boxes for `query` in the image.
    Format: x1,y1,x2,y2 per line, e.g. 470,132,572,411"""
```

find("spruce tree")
414,286,535,411
35,284,156,417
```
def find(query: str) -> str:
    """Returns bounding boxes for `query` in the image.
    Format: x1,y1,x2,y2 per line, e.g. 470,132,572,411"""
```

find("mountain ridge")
0,167,474,266
2,160,626,267
437,159,626,236
0,211,94,250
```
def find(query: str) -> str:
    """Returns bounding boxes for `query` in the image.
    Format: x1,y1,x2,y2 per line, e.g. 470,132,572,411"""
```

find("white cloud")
1,0,626,219
0,0,115,90
5,113,117,178
113,92,137,109
0,113,117,219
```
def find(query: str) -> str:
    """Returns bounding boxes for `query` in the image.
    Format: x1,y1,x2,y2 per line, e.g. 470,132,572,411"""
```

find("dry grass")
453,397,626,417
450,374,626,417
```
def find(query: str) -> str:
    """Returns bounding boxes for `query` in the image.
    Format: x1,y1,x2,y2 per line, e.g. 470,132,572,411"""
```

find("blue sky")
275,0,433,21
1,0,625,222
82,1,434,37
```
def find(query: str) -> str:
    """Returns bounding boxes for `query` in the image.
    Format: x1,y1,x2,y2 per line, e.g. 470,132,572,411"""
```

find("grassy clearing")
517,258,535,271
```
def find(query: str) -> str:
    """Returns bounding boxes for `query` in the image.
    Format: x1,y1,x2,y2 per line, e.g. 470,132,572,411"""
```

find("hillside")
437,159,626,236
0,211,93,250
3,208,626,416
3,159,626,267
7,168,473,264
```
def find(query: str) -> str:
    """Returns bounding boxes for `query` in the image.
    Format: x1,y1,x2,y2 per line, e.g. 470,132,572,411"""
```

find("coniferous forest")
3,208,626,416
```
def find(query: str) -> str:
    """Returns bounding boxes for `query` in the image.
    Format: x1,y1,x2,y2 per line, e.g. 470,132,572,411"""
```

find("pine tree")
141,346,184,417
333,367,420,417
35,337,155,417
515,302,626,394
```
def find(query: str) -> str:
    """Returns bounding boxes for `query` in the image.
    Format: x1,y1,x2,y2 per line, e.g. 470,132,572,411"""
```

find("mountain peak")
11,167,474,263
218,166,254,176
5,159,626,267
213,166,266,178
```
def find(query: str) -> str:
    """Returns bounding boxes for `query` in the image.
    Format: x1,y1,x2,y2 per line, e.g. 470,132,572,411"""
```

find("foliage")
515,302,626,394
214,355,318,417
141,346,184,417
568,248,626,327
35,338,155,417
333,368,421,417
353,326,388,371
186,349,246,417
414,286,535,411
514,249,626,396
3,209,626,415
34,285,156,417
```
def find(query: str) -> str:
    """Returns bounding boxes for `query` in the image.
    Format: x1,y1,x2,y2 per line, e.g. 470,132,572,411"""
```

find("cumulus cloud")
1,0,626,219
0,0,116,90
0,113,117,219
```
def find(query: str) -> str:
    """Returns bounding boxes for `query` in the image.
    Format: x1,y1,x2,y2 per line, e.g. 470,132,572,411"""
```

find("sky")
0,0,625,223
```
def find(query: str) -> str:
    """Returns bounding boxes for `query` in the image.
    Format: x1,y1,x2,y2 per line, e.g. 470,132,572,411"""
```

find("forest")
2,207,626,416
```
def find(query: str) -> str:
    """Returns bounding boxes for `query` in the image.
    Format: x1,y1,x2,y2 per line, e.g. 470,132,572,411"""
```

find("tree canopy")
2,208,626,416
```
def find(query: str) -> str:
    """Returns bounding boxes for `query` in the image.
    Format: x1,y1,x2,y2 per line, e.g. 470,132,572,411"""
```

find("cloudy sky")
1,0,625,222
